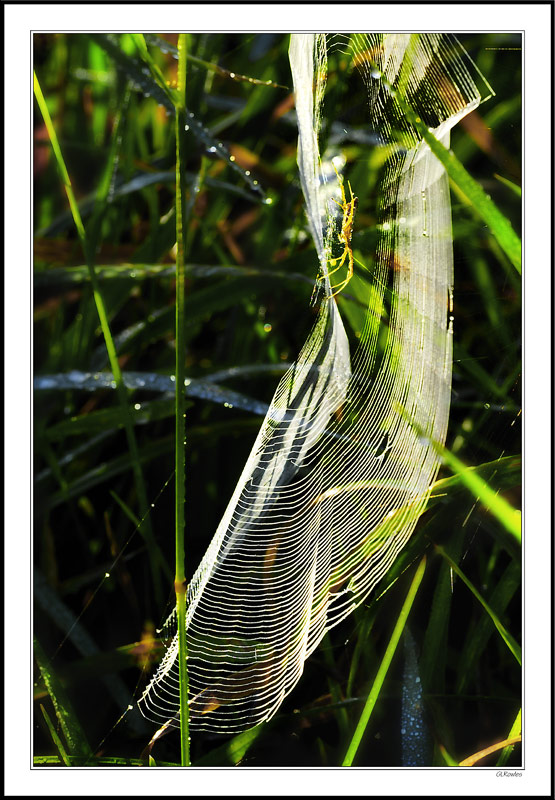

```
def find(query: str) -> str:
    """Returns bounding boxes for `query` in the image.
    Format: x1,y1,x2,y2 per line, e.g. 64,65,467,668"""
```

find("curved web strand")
139,33,485,733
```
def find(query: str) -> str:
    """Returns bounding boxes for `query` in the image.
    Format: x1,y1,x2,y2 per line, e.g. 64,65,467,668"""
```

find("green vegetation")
34,33,521,767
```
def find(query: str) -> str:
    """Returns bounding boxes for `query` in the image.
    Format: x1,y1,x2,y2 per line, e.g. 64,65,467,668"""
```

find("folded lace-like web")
139,33,486,733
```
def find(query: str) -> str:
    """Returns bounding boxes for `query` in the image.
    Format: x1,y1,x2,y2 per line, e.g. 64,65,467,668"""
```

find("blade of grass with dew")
433,543,521,665
34,71,170,603
40,704,71,767
174,32,190,768
34,638,91,760
342,556,427,766
44,397,179,441
93,33,267,201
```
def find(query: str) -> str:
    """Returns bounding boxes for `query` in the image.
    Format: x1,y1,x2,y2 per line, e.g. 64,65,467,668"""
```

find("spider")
326,162,358,298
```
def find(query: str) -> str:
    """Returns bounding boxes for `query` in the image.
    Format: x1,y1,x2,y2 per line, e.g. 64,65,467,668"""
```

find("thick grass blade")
342,556,426,766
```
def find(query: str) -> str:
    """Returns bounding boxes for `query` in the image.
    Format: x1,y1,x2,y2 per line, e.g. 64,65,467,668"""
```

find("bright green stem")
342,556,426,766
174,32,190,769
34,71,169,607
439,448,521,545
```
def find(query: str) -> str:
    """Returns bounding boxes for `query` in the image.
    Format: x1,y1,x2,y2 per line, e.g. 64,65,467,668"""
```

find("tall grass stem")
174,32,191,768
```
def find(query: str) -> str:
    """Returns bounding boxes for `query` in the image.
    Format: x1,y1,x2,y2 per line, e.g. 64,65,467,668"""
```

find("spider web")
138,33,486,734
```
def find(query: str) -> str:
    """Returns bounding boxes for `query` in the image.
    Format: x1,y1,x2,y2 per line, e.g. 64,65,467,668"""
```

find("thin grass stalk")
342,556,426,767
174,32,190,768
33,72,168,606
433,543,521,665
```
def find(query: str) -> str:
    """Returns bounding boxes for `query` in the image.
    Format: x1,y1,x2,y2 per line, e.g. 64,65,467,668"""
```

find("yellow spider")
327,162,358,298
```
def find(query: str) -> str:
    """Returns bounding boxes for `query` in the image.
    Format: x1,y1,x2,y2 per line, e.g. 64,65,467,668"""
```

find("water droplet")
134,403,141,410
184,124,190,131
110,380,117,389
229,155,236,162
170,375,176,382
229,72,235,78
105,572,110,578
484,403,491,410
207,146,217,154
264,197,273,205
184,378,191,387
245,170,251,176
263,323,272,333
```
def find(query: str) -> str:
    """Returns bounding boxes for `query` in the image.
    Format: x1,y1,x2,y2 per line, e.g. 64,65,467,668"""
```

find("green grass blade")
497,708,521,766
39,704,71,766
420,526,466,695
456,559,521,693
439,447,521,544
175,32,190,769
433,544,521,665
342,556,426,766
194,723,265,766
394,99,521,273
34,638,91,760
